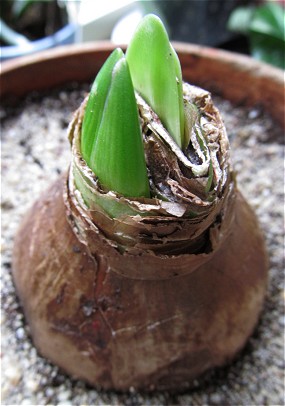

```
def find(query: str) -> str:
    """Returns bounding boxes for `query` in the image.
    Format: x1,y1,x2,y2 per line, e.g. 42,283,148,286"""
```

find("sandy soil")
1,83,284,405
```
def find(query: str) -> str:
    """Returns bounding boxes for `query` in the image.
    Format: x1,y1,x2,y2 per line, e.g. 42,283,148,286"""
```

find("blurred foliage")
1,0,39,22
228,1,285,69
0,0,68,45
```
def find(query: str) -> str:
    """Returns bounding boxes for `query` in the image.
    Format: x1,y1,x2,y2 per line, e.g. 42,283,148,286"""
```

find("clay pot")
2,43,283,392
1,42,283,128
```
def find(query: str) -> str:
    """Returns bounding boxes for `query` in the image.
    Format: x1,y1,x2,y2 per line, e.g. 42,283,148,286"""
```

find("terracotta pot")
1,42,283,128
2,43,283,392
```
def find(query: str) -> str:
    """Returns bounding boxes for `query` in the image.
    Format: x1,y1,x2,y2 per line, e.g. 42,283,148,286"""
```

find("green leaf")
126,14,185,148
250,33,285,68
228,3,285,69
227,6,256,35
249,3,285,69
81,48,124,166
250,3,285,41
12,0,36,19
86,55,150,198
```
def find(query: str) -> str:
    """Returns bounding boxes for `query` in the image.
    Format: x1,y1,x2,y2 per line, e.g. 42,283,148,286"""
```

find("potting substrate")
1,83,284,405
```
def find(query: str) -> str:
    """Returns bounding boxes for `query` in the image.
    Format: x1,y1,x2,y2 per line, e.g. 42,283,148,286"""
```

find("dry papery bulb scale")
13,15,268,392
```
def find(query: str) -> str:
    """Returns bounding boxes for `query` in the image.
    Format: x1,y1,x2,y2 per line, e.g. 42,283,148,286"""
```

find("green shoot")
81,48,124,166
81,50,150,198
126,14,185,148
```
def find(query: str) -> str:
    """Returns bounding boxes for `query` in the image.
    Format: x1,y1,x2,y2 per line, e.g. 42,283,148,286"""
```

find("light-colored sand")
1,85,284,405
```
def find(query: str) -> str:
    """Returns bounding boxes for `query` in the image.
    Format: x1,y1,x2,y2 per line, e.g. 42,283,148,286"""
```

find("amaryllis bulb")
12,14,269,393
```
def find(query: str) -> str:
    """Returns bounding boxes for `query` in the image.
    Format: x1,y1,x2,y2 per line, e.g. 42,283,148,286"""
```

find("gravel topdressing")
1,83,284,406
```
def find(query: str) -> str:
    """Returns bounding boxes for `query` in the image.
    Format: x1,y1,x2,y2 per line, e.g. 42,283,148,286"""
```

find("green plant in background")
0,0,68,46
0,0,35,45
228,1,285,69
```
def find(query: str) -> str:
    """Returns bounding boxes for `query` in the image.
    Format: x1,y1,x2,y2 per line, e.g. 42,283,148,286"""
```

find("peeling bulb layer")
79,14,220,212
12,12,269,393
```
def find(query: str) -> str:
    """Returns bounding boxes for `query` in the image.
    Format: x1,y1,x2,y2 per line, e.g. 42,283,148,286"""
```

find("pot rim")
2,41,283,77
1,41,283,128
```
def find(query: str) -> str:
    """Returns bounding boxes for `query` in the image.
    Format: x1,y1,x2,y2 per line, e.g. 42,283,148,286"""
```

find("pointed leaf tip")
126,14,185,148
81,50,150,198
81,48,124,165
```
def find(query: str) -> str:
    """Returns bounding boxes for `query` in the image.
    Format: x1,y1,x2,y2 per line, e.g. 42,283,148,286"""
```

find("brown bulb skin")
12,174,268,392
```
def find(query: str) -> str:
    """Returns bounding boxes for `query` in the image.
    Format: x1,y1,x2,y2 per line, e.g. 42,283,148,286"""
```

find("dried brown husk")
69,83,233,256
12,83,268,391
